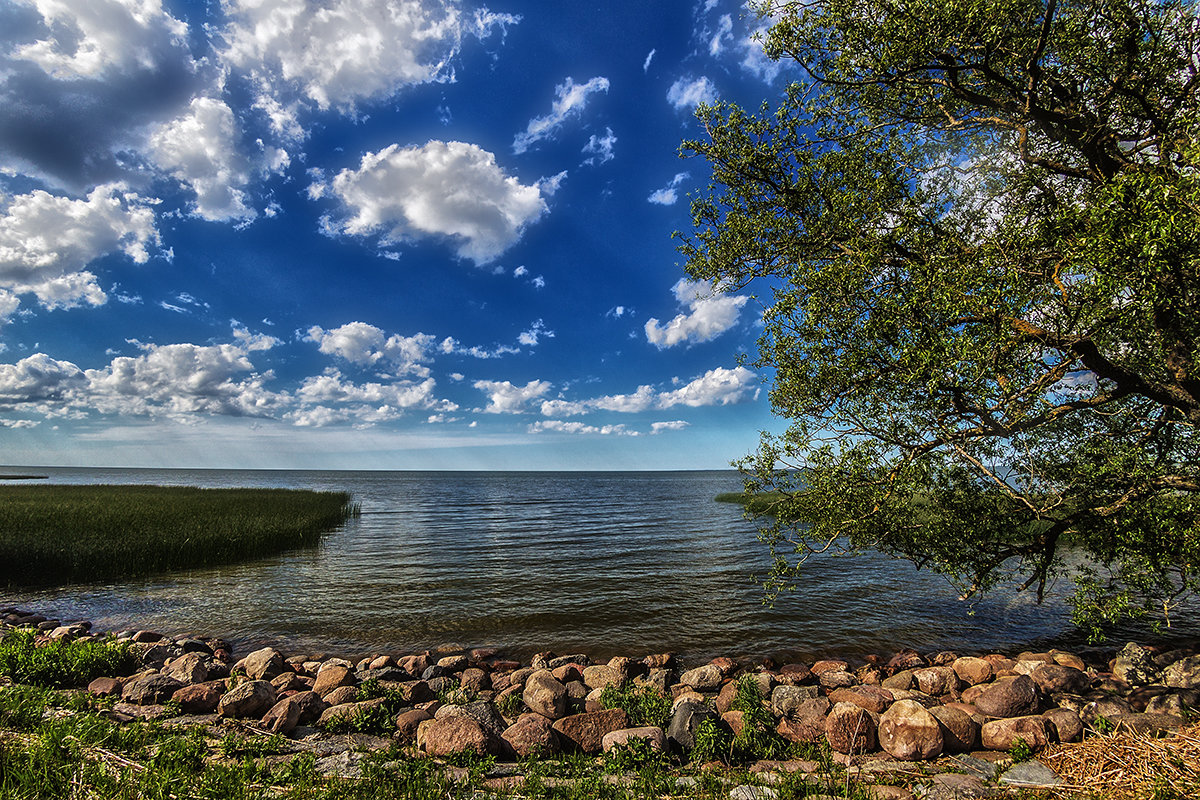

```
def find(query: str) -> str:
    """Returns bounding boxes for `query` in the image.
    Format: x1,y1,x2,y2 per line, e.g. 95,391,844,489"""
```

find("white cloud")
581,127,617,166
513,265,528,277
651,420,690,434
530,420,634,436
643,48,656,72
645,278,748,348
147,97,259,222
667,76,717,110
647,172,689,205
291,369,442,426
319,141,553,264
474,378,550,413
517,319,553,347
0,290,19,324
221,0,519,129
0,353,86,404
709,14,733,55
513,76,610,154
232,324,281,352
658,366,757,408
84,341,280,419
14,0,190,80
305,322,435,376
740,24,785,83
0,184,159,309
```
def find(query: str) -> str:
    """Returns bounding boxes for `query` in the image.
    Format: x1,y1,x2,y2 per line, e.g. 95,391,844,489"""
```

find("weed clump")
0,629,135,688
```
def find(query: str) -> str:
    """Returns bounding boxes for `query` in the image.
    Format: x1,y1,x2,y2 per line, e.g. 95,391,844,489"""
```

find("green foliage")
602,736,668,773
0,484,358,586
598,683,672,729
219,732,286,759
689,716,731,765
681,0,1200,637
728,676,792,763
320,678,409,735
1008,736,1034,763
0,629,135,688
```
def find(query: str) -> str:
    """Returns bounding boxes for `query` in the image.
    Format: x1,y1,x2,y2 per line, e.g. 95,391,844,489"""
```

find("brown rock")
437,654,468,671
930,705,977,753
397,654,431,676
643,652,675,670
878,699,943,760
163,652,209,685
828,685,893,714
779,662,811,681
582,665,623,691
552,664,583,684
602,726,666,753
368,655,396,670
261,695,303,734
88,677,122,697
776,697,830,743
824,701,876,754
974,675,1038,718
523,670,567,719
881,669,916,691
395,708,434,742
242,648,286,681
323,685,359,707
912,666,958,697
1031,664,1089,695
678,664,723,691
313,664,357,698
811,659,849,675
1110,712,1185,736
552,708,629,754
171,681,223,714
271,672,309,693
818,670,858,689
721,709,747,737
122,673,185,705
1081,697,1134,727
952,657,994,687
419,715,502,757
217,680,276,719
318,697,387,728
980,715,1049,751
886,650,926,672
502,712,560,757
1051,651,1086,671
1044,708,1083,743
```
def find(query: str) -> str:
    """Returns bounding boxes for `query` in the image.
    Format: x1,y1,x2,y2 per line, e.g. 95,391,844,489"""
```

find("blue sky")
0,0,792,470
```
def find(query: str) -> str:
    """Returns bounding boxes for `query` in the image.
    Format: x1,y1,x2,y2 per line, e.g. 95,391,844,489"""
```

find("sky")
0,0,795,471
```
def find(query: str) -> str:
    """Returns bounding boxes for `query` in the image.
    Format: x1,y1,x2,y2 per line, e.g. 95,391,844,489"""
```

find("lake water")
5,467,1176,663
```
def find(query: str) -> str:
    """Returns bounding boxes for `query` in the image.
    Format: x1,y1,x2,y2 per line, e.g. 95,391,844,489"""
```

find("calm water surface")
8,467,1176,662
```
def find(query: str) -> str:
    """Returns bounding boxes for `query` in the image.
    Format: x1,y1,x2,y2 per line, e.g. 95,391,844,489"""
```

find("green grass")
715,491,790,516
0,484,358,586
0,629,136,688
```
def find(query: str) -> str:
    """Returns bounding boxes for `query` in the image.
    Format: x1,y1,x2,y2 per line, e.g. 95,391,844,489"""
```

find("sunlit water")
8,468,1194,662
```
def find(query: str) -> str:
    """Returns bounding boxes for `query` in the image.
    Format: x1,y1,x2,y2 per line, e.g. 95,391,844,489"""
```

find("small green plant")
729,675,791,763
689,715,731,764
497,691,522,718
603,736,668,773
0,629,135,688
1092,715,1116,735
599,683,672,728
218,732,285,759
1008,736,1034,763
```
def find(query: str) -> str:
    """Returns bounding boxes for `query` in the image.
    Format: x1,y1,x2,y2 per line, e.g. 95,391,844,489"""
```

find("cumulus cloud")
0,0,200,188
651,420,690,434
290,369,444,426
147,97,264,223
645,278,748,348
667,76,717,110
0,184,160,309
517,319,553,347
513,76,610,154
221,0,520,131
581,127,617,166
647,172,689,205
305,322,436,376
318,141,554,264
530,420,634,436
658,366,757,408
0,353,86,404
474,378,550,413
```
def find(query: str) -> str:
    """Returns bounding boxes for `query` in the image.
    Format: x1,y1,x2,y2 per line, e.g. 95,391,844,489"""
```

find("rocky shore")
4,605,1200,799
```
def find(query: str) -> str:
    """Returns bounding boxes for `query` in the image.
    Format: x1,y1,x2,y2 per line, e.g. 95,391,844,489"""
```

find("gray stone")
217,680,277,719
771,684,819,719
1113,642,1159,686
242,647,286,681
1164,654,1200,689
121,673,185,705
522,670,567,719
999,760,1062,788
666,700,719,751
974,675,1038,718
730,787,779,800
679,664,723,691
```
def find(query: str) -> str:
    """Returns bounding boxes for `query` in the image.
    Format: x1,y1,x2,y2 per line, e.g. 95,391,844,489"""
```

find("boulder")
261,696,303,734
87,677,122,697
171,681,223,714
242,648,286,681
1043,708,1083,743
460,667,490,693
419,715,503,757
1165,655,1200,689
1110,712,1185,736
1146,690,1200,718
974,675,1038,718
818,670,858,690
502,712,561,757
980,715,1050,751
318,697,386,729
163,652,209,685
552,708,629,754
776,697,831,744
912,666,958,697
217,680,277,719
824,702,876,754
582,665,623,691
1081,697,1134,727
930,704,978,753
313,664,357,698
878,700,943,760
122,673,185,705
1113,642,1159,686
1031,664,1089,695
829,685,893,714
602,726,667,753
395,708,434,742
771,684,819,719
678,664,723,691
952,657,994,686
667,700,720,751
523,670,567,719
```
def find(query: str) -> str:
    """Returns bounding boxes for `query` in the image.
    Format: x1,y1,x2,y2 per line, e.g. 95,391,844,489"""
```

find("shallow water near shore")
9,467,1199,662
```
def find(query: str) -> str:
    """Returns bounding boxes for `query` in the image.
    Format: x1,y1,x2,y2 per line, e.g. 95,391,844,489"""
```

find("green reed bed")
0,485,358,586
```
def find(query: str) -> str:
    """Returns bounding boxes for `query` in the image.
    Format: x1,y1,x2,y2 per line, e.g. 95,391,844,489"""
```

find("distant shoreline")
0,474,49,480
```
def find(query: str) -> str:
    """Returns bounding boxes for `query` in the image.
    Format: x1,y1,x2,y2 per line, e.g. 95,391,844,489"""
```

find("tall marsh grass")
0,485,357,586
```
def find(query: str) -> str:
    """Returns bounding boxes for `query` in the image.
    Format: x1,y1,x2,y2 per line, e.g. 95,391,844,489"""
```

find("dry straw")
1042,721,1200,799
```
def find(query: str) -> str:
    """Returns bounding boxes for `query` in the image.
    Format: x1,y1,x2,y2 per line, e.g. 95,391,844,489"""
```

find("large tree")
680,0,1200,636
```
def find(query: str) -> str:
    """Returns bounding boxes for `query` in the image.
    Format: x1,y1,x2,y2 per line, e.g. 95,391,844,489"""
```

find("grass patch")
714,491,790,516
0,629,135,688
0,484,358,587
